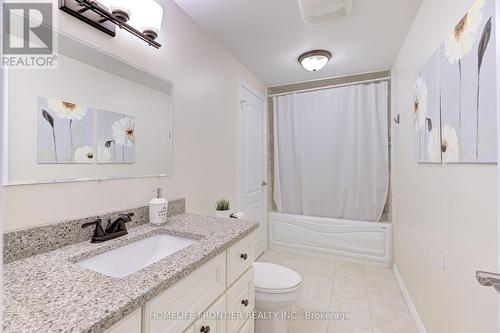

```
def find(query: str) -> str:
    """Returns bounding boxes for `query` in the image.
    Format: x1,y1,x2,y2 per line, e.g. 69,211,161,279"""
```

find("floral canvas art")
414,0,497,163
38,97,94,163
414,50,441,163
96,110,135,163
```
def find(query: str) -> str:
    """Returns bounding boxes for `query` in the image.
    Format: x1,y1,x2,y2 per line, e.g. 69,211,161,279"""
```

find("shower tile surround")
3,202,258,333
3,198,185,263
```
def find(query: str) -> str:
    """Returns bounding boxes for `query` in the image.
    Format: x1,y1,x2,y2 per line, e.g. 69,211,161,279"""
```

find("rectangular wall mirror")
3,32,173,185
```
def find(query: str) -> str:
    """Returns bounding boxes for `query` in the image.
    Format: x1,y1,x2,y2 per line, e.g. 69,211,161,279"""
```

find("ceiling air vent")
298,0,352,25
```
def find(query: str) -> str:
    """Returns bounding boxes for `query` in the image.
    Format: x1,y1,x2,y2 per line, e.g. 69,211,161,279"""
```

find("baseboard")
393,264,427,333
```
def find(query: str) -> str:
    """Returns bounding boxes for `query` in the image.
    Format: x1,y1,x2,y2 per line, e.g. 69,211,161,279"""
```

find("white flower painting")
414,49,441,163
444,0,484,64
413,77,428,132
112,117,135,147
74,146,95,163
38,98,136,165
38,97,94,164
427,128,441,162
441,125,459,163
96,110,135,163
414,0,496,163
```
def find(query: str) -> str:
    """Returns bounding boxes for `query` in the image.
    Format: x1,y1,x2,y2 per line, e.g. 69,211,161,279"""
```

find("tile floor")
257,246,418,333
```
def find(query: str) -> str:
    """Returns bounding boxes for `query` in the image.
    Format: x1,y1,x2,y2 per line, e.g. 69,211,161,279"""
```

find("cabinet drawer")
227,233,255,286
143,252,226,333
226,267,255,333
104,308,141,333
237,319,254,333
194,295,226,333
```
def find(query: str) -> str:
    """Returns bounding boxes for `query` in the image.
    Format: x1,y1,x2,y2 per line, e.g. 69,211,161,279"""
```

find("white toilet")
253,262,303,333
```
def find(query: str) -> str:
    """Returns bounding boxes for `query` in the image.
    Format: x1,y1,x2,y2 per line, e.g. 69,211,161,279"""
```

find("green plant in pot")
214,198,231,218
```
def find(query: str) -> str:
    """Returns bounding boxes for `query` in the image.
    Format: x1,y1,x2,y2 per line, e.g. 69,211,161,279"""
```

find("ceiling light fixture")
298,50,332,71
59,0,163,49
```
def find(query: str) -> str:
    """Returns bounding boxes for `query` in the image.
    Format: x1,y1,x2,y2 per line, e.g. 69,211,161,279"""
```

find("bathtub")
269,212,392,264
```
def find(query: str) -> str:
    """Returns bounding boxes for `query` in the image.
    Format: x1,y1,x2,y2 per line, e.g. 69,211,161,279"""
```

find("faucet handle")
81,219,106,238
119,212,135,222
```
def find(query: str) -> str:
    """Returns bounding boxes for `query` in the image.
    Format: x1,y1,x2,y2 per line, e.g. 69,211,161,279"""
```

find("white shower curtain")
273,82,389,222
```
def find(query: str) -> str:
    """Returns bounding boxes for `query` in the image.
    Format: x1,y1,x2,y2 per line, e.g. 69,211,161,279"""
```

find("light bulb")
129,0,163,40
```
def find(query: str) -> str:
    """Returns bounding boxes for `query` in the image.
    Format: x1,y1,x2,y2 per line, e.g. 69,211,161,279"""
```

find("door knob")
261,181,267,187
476,271,500,292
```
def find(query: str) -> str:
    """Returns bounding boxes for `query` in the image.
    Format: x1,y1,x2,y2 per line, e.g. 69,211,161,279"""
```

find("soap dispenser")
149,188,168,224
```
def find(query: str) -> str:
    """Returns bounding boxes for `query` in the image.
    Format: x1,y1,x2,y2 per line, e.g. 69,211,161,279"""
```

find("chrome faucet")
82,212,134,243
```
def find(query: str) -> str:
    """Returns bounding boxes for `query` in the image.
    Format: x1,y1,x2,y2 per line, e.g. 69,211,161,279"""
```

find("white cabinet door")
194,296,226,333
104,309,141,333
227,233,255,286
237,319,254,333
143,253,226,333
226,267,255,333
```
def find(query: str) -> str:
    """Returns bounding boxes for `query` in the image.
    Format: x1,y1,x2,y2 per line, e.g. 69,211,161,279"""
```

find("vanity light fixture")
59,0,163,49
298,50,332,72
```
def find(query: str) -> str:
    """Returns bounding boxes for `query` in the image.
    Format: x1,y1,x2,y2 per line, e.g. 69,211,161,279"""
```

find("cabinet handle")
240,253,248,260
241,299,249,307
200,325,210,333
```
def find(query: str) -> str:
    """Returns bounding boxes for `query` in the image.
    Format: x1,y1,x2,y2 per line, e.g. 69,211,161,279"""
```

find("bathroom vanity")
3,207,258,333
108,230,256,333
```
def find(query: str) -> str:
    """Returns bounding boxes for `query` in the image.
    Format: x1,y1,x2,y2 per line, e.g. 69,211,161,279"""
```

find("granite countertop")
3,213,258,333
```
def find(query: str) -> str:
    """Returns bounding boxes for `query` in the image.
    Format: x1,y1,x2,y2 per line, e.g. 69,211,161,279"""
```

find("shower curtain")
273,82,389,222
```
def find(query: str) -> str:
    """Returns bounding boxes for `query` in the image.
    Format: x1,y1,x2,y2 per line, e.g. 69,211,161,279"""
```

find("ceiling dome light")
298,50,332,71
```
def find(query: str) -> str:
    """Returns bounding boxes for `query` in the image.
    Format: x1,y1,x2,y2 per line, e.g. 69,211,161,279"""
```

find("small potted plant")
214,198,231,218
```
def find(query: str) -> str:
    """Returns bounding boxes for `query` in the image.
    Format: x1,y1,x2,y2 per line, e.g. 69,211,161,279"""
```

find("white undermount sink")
77,234,196,278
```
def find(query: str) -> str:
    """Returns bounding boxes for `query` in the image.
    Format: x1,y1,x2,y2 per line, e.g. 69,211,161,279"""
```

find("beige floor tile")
258,247,418,333
329,319,373,333
288,316,328,333
336,261,366,273
329,294,372,333
366,287,408,312
281,257,310,275
257,252,285,265
364,273,400,293
371,309,418,333
364,265,393,277
298,275,334,311
307,257,336,279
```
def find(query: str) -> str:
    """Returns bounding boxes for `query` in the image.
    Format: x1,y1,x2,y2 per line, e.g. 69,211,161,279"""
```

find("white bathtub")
269,212,392,264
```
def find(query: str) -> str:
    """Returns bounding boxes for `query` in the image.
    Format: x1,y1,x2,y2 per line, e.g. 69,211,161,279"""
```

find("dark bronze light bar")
59,0,162,49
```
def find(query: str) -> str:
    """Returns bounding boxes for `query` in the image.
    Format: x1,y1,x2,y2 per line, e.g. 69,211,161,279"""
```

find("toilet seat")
254,262,302,294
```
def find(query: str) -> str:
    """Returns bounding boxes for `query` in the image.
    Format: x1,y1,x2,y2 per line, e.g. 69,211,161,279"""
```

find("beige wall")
392,0,498,332
3,0,265,231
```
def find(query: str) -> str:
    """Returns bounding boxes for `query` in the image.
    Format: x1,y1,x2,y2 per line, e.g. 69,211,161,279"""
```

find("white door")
238,82,267,258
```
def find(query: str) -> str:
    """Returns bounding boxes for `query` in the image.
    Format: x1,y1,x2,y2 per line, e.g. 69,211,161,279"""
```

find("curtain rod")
267,76,391,97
